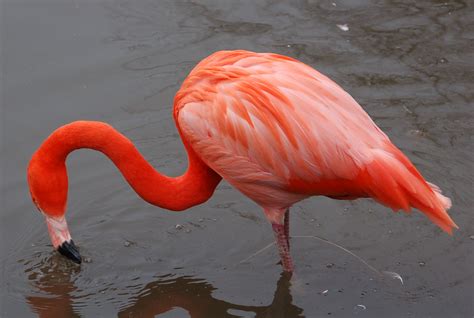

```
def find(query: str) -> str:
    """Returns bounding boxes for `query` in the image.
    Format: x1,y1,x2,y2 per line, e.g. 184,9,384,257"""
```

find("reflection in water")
24,254,81,318
118,272,303,318
25,255,304,317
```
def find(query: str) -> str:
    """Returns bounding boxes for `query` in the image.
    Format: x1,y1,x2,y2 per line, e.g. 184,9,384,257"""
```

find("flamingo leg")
284,209,290,251
272,221,294,273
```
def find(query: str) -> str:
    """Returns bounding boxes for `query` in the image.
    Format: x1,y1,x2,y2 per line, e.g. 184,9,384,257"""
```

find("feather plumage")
175,50,456,232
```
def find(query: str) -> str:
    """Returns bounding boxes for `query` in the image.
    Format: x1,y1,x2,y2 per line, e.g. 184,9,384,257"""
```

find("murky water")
1,0,473,317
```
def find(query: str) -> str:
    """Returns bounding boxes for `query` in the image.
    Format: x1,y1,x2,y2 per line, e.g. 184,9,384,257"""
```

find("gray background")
1,0,472,317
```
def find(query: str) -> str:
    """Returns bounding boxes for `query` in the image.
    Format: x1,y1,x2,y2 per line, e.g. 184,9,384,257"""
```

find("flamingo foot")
272,222,294,273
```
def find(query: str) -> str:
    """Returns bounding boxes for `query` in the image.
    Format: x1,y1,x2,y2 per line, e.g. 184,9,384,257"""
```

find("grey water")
1,0,473,317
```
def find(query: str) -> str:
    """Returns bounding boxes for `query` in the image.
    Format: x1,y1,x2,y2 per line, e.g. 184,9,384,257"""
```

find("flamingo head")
27,153,82,264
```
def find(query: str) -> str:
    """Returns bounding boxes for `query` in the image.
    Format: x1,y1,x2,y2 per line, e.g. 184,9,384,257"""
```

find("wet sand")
1,1,473,317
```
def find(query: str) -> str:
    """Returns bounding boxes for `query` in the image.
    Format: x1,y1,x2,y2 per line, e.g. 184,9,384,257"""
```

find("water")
1,0,473,317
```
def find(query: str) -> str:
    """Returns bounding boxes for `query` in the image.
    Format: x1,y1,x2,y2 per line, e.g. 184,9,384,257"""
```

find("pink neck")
35,121,222,211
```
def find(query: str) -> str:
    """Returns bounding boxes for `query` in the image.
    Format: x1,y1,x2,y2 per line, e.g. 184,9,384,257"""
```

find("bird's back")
175,50,456,233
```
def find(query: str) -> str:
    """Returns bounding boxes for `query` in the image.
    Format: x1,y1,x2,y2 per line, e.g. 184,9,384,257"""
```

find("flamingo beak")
57,240,82,264
45,215,82,264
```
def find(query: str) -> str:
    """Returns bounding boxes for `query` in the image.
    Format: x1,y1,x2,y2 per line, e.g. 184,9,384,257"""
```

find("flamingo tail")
363,145,457,234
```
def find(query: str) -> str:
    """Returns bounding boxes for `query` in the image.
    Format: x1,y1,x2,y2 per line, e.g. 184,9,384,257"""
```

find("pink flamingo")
27,50,457,272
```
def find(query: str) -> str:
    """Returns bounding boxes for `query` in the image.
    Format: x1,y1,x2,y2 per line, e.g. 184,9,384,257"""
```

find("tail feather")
427,181,452,210
364,146,457,234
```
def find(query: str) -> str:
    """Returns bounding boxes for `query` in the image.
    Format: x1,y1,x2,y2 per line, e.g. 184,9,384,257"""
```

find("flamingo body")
175,50,454,231
27,50,457,271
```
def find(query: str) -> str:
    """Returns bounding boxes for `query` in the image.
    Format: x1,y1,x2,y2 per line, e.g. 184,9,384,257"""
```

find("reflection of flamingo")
27,50,456,272
118,273,303,318
25,255,81,318
25,256,303,317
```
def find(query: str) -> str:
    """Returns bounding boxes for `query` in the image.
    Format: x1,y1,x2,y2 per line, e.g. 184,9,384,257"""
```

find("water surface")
1,0,473,317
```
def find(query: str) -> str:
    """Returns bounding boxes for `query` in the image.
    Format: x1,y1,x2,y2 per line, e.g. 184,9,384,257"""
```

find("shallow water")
1,0,473,317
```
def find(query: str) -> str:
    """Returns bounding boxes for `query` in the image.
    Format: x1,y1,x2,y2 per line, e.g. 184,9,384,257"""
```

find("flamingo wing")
175,50,456,233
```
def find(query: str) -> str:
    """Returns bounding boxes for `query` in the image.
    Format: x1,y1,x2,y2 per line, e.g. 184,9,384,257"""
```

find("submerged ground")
1,1,473,317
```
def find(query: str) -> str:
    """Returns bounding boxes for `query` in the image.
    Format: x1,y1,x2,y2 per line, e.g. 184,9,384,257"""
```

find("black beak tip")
57,240,82,264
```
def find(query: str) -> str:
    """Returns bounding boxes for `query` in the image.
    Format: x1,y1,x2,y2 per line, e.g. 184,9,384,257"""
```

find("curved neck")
33,121,222,211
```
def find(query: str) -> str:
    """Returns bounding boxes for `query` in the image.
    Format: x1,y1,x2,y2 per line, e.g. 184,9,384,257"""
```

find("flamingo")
27,50,457,272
